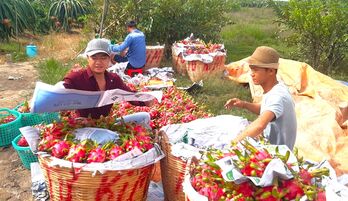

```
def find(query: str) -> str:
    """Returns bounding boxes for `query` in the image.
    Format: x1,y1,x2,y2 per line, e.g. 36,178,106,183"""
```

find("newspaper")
74,127,119,145
30,82,162,113
215,145,298,187
40,143,165,174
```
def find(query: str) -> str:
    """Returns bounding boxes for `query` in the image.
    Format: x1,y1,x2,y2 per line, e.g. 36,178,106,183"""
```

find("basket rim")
12,134,31,151
0,108,22,128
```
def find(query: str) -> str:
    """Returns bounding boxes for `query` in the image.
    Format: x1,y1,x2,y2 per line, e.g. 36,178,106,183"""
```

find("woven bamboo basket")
39,156,154,201
172,48,187,76
159,131,187,201
144,46,165,70
184,157,202,201
186,55,226,82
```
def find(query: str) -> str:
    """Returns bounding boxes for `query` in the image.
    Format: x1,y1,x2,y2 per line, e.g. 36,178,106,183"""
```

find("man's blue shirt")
112,29,146,68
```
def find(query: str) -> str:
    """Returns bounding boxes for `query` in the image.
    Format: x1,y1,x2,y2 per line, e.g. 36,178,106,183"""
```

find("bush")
36,58,71,84
0,0,35,41
30,0,51,34
48,0,92,32
270,0,348,73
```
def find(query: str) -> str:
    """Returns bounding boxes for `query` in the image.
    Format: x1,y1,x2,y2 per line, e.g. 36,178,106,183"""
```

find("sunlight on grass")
222,7,293,63
175,74,257,121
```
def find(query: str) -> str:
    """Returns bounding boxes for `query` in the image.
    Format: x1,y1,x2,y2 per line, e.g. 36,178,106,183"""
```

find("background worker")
111,20,146,77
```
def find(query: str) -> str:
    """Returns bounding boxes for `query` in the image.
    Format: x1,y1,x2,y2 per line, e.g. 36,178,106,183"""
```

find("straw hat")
248,46,279,69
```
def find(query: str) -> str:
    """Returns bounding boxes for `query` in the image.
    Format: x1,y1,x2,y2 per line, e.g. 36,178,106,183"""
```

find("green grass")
175,75,257,121
222,7,295,63
0,41,28,62
36,58,71,84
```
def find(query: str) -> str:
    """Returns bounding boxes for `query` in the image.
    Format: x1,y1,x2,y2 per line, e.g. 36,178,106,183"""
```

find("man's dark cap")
126,20,137,27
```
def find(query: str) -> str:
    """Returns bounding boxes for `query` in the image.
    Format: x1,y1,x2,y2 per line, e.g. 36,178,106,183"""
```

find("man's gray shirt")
260,83,297,150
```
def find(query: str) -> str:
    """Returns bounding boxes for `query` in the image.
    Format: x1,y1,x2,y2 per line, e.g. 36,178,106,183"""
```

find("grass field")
221,7,295,63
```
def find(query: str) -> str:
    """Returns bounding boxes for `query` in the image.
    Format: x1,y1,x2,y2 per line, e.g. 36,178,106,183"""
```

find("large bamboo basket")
39,156,154,201
172,49,187,75
159,131,187,201
184,157,202,201
144,46,165,70
186,55,226,82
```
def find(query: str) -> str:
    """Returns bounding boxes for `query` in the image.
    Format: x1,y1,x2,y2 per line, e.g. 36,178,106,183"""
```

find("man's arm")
233,110,275,143
242,101,261,115
112,35,131,52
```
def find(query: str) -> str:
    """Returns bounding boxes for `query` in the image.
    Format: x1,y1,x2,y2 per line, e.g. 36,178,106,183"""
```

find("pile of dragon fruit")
188,140,328,201
0,114,16,125
175,38,225,55
37,115,154,164
16,101,30,113
111,86,211,129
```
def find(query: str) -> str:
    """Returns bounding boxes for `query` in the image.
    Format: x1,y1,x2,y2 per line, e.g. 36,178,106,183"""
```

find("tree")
270,0,348,73
0,0,35,40
48,0,92,32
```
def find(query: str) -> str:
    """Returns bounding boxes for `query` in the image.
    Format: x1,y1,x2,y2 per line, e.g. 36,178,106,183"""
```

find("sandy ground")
0,31,87,201
0,62,37,201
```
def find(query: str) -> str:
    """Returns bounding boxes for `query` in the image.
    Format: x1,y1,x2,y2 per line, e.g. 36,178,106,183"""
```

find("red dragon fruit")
37,135,59,152
87,147,106,163
51,141,71,159
17,136,29,147
282,179,304,200
66,144,87,163
136,135,154,152
124,138,143,152
316,190,326,201
108,145,124,160
299,169,313,185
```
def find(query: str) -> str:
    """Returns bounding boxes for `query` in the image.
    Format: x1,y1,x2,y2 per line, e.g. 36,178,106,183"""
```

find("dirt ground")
0,31,86,201
0,62,38,201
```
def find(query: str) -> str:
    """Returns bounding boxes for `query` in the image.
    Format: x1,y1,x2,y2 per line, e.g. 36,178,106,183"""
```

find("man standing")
63,38,151,127
111,20,146,76
225,46,297,150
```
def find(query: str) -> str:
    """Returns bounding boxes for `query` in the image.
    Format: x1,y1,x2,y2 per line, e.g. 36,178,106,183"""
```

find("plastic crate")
12,134,38,169
0,108,22,147
14,103,60,126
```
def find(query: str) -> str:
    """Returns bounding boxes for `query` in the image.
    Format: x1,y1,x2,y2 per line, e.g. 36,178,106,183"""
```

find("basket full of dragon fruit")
15,101,60,127
0,108,22,147
25,115,164,201
183,139,335,201
172,35,226,81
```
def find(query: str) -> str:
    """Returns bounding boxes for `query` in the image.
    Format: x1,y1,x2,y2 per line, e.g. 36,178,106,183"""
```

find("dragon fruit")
124,138,142,152
17,136,29,147
299,169,313,185
51,141,71,159
282,180,304,200
66,144,87,163
109,145,124,160
37,135,59,152
87,147,106,163
130,135,153,152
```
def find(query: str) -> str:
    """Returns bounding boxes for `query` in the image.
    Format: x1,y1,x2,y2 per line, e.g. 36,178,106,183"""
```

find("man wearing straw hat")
225,46,297,150
64,38,152,127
